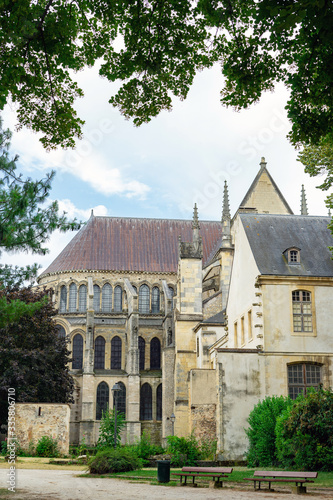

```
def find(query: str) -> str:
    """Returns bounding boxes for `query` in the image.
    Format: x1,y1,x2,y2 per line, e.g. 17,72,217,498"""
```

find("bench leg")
209,480,223,489
291,485,307,495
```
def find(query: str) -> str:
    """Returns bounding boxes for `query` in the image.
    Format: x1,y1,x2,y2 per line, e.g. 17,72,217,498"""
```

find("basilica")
37,158,333,460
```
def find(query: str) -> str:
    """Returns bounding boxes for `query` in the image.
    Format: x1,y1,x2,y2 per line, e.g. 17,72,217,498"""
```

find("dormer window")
283,247,301,264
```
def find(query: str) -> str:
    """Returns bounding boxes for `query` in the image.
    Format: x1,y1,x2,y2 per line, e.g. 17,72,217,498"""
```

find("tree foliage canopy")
246,395,292,467
1,0,333,149
0,117,81,288
276,388,333,471
0,287,74,429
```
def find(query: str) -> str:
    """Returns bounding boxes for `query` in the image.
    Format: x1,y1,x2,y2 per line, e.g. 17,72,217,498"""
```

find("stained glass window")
140,383,152,420
72,334,83,369
96,382,109,420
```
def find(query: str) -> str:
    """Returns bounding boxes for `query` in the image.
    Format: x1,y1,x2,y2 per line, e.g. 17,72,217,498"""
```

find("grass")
84,467,333,489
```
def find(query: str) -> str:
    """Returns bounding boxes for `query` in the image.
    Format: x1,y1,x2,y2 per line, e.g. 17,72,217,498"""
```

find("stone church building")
37,158,333,460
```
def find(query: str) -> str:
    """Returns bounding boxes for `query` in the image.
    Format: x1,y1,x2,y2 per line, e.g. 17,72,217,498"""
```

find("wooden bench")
172,466,233,487
243,470,318,494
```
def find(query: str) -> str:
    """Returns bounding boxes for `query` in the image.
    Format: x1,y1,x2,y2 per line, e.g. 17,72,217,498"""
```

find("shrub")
88,447,142,474
35,436,59,457
167,434,201,466
199,437,217,460
97,409,126,450
246,395,292,467
1,440,7,456
124,432,164,465
276,388,333,471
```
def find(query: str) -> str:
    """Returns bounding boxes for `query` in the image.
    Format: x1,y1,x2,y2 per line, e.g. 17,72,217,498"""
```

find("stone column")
124,279,141,443
80,277,95,445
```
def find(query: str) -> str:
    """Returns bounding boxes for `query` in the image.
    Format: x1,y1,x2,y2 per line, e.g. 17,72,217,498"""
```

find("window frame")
102,283,112,313
150,337,161,370
72,333,84,370
111,335,122,370
140,383,152,421
78,284,87,312
96,381,109,420
291,288,315,335
287,363,322,400
139,284,150,314
94,336,106,369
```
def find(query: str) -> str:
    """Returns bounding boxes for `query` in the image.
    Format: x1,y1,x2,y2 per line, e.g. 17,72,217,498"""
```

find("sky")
2,63,331,276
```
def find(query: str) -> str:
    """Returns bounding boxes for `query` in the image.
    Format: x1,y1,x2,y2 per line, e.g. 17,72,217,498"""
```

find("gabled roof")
239,160,293,215
240,214,333,277
40,215,222,276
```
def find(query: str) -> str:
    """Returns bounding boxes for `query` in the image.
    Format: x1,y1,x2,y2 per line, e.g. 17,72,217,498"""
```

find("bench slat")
182,467,233,474
244,477,314,484
253,470,317,479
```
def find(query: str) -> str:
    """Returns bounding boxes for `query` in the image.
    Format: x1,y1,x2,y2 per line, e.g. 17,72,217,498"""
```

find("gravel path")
1,469,333,500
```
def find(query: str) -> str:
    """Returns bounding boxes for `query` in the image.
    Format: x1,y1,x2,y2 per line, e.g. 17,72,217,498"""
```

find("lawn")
87,467,333,489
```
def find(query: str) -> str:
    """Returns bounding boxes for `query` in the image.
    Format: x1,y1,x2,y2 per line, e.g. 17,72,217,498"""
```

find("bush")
125,432,164,465
276,388,333,471
0,440,7,456
35,436,59,457
167,434,201,466
199,437,217,460
97,409,126,450
246,395,292,467
88,447,142,474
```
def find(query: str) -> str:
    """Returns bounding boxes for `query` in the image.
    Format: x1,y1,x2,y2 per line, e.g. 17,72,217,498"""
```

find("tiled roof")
241,214,333,277
41,215,223,276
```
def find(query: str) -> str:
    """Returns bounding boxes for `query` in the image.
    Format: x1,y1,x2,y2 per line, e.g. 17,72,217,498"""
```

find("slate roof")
41,215,222,276
202,311,226,325
240,214,333,277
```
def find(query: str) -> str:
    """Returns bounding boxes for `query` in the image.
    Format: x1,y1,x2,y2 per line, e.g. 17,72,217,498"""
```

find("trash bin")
157,460,170,483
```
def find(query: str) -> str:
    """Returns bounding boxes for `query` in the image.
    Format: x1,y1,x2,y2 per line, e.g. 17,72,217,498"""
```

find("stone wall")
190,404,216,443
141,421,162,445
14,404,70,455
203,292,222,320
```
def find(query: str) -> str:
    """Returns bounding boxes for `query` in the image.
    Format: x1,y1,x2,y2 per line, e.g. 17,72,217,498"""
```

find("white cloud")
57,199,109,219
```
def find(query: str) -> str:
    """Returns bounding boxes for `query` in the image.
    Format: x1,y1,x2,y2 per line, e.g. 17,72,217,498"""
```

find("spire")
179,204,202,259
300,185,308,215
260,156,267,170
221,182,232,248
192,203,200,229
222,181,231,222
90,209,94,218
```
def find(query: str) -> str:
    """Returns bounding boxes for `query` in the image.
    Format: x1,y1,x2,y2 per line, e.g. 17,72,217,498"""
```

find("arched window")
151,287,160,313
72,334,83,369
102,284,112,312
114,286,122,312
94,336,105,369
56,325,66,339
96,382,109,420
93,285,101,312
168,286,174,310
59,286,67,312
156,384,162,421
150,337,161,370
292,290,313,332
140,383,152,420
139,336,145,370
68,283,77,312
114,381,126,417
288,363,322,400
139,284,150,314
78,285,87,312
111,336,122,369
